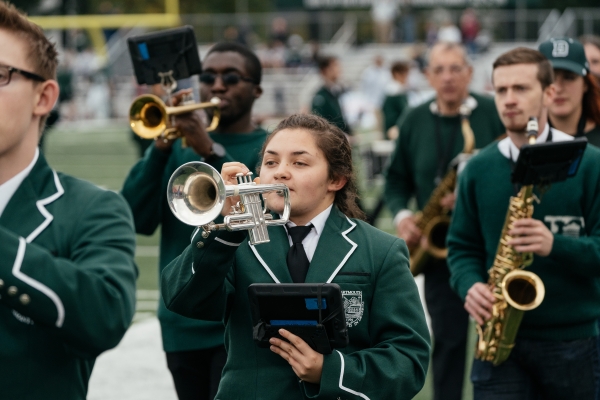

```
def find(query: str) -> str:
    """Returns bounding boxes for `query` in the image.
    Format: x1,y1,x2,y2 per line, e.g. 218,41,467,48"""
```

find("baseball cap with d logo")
538,37,590,76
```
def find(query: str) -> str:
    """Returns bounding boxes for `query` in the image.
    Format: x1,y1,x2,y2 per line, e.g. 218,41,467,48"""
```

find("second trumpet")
130,94,221,140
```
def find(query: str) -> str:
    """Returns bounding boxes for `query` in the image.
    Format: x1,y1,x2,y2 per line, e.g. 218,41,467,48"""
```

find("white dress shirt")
0,148,39,218
497,123,573,162
284,204,333,262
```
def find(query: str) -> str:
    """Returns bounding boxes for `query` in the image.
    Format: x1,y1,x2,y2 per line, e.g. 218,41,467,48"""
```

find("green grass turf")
43,122,475,399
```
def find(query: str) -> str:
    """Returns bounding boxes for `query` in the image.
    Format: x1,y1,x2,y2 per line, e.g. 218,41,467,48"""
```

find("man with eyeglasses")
121,41,265,400
384,41,504,400
0,3,137,399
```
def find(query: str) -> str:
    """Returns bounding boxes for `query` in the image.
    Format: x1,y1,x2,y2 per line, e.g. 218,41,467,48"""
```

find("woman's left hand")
270,329,324,384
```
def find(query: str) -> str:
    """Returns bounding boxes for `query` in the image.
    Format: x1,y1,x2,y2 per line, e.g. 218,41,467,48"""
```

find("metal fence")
177,8,600,45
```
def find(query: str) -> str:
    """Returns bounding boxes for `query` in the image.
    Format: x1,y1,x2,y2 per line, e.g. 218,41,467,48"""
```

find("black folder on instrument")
128,26,201,85
511,138,587,186
248,283,349,354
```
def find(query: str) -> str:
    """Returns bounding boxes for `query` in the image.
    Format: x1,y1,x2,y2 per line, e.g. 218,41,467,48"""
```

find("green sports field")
44,121,474,400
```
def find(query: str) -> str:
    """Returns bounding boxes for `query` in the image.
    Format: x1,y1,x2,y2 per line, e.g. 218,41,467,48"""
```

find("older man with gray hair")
384,41,504,400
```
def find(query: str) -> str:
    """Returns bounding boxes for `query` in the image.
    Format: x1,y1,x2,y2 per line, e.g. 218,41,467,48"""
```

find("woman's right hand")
220,162,250,216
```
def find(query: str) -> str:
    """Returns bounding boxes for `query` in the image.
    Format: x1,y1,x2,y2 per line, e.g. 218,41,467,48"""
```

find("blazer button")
19,294,30,305
7,286,18,296
0,279,4,289
196,241,204,248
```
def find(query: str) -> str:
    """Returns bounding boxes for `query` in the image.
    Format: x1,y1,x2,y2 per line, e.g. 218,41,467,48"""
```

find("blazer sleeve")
0,190,137,357
447,166,488,300
161,229,245,321
121,144,170,235
302,238,431,400
384,112,416,216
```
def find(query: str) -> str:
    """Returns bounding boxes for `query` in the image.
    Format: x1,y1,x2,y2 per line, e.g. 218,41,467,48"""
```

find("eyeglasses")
430,65,467,76
0,64,46,87
199,72,255,86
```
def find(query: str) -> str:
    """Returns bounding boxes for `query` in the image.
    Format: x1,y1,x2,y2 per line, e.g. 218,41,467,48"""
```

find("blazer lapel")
305,207,358,284
0,153,64,243
249,224,292,283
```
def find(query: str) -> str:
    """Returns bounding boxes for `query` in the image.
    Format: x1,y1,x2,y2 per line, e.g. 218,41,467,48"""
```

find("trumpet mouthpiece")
210,97,221,105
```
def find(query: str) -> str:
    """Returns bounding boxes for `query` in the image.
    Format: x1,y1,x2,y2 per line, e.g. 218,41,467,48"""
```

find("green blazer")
162,207,431,400
0,152,137,399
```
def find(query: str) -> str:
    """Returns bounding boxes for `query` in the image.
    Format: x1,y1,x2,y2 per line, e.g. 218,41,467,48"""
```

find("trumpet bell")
167,162,226,227
130,94,168,139
129,94,221,139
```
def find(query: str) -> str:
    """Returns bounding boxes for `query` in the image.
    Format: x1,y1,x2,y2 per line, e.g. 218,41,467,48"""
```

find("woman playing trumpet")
161,114,430,400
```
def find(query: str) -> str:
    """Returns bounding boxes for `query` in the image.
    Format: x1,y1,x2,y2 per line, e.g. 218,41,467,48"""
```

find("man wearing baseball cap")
539,37,600,146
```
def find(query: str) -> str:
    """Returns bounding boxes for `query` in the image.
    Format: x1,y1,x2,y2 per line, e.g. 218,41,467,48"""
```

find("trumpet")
129,94,221,140
167,162,290,245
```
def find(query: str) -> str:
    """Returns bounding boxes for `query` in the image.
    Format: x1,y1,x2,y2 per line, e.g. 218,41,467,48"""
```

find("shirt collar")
498,124,555,162
285,204,333,235
0,148,39,217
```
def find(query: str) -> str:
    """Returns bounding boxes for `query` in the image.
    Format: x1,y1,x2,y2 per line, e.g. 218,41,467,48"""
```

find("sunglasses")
199,72,255,86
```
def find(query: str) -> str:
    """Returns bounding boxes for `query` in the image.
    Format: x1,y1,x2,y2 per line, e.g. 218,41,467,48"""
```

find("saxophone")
409,99,476,276
475,118,546,366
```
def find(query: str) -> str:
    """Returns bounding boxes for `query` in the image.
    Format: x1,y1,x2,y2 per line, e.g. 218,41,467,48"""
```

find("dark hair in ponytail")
260,114,365,220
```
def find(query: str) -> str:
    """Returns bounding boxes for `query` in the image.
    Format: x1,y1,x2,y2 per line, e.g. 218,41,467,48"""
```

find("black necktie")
286,225,312,283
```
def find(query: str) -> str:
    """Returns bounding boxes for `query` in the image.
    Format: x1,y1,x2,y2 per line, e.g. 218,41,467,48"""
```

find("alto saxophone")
409,99,476,276
476,118,545,366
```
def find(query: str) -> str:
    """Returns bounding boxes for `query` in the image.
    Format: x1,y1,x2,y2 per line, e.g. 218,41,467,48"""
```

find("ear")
328,176,347,193
425,67,434,86
465,64,474,81
253,84,263,99
542,83,555,108
33,79,59,117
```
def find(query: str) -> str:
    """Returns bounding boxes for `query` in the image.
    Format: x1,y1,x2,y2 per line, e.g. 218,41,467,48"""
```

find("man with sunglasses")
0,3,137,399
122,41,265,400
384,41,504,400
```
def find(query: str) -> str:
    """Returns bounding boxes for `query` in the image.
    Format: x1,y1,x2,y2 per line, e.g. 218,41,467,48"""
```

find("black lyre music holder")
511,138,588,186
248,283,349,355
127,26,201,94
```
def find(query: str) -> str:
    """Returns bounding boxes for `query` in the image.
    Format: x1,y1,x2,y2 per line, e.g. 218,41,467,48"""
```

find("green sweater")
381,93,409,137
384,93,505,216
582,124,600,147
161,207,430,400
447,135,600,341
121,128,268,352
311,86,351,135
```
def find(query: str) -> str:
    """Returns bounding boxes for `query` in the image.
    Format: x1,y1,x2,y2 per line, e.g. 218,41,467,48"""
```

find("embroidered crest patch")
342,290,364,328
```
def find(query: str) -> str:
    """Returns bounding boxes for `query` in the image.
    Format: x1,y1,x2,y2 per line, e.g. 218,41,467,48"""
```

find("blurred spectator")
85,73,111,119
382,61,410,139
361,55,391,110
437,18,461,43
311,56,351,135
425,21,438,47
460,8,480,55
580,35,600,79
371,0,398,44
399,5,416,43
270,17,289,45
